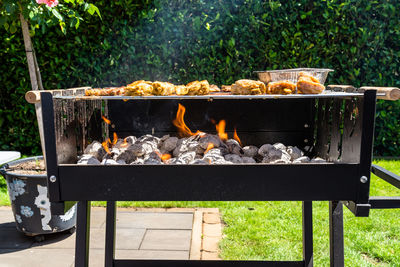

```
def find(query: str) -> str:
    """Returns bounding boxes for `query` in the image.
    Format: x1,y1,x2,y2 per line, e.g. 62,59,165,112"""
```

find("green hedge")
0,0,399,156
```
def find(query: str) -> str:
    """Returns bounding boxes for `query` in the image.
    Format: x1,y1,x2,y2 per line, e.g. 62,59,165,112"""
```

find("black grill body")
39,90,391,267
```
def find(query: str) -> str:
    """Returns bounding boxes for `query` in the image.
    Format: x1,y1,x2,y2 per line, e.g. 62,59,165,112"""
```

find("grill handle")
328,85,400,100
358,86,400,101
25,87,91,104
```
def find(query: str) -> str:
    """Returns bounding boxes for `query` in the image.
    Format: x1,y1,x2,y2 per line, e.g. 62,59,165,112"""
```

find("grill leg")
329,201,344,267
302,201,313,267
75,201,91,267
105,201,116,267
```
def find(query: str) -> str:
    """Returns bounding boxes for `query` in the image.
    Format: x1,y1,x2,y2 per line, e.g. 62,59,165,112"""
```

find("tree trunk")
20,13,46,158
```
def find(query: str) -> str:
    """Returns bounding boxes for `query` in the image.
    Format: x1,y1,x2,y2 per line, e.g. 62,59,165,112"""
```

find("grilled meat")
296,72,325,94
221,85,231,92
267,81,296,95
231,79,267,95
124,82,154,96
175,85,189,95
210,84,220,92
85,87,125,96
152,81,175,96
186,80,210,95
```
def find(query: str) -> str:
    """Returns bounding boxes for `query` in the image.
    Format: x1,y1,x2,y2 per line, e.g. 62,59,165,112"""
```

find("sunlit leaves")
0,0,101,34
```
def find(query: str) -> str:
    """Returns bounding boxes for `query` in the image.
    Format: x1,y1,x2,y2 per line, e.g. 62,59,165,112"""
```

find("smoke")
118,0,253,85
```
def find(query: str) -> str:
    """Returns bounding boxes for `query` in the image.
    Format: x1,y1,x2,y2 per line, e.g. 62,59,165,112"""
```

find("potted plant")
1,157,76,241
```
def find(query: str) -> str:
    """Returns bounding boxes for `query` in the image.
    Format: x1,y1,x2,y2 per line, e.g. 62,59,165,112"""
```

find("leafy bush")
0,0,399,156
0,0,100,34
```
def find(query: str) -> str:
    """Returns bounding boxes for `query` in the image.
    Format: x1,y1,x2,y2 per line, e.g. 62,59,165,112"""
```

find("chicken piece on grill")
175,85,189,95
186,80,210,95
209,84,220,92
127,80,152,87
221,85,231,92
85,89,100,96
152,81,175,96
124,82,154,96
85,87,125,96
231,79,267,95
296,72,325,94
267,81,296,95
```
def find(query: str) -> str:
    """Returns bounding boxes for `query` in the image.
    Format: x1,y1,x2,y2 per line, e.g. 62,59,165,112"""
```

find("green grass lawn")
1,160,399,265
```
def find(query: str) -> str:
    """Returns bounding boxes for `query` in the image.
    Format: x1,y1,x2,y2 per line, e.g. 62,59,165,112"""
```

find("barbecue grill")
27,87,400,267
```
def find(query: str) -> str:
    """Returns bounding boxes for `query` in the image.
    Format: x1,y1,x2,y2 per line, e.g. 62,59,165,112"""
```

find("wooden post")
20,14,46,158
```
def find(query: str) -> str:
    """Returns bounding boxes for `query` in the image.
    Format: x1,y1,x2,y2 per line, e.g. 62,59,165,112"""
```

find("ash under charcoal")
173,137,202,157
79,134,327,165
78,155,101,165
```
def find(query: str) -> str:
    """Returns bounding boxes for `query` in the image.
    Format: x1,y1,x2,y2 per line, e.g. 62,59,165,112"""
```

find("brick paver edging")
125,207,223,260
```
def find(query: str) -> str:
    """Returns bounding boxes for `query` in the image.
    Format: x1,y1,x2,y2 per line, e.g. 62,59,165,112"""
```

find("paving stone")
0,248,74,267
30,231,76,249
115,228,146,250
0,229,34,249
140,230,192,251
203,223,222,237
166,208,195,212
134,208,167,212
202,251,220,260
0,210,16,225
202,236,219,252
116,249,189,259
189,211,202,260
198,208,219,213
31,228,103,249
88,248,104,267
203,213,220,224
117,212,193,229
31,228,145,250
90,209,106,228
0,207,198,266
0,221,16,229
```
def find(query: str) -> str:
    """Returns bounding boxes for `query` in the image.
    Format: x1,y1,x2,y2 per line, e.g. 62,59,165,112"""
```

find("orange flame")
215,120,228,141
173,104,202,137
204,143,214,153
102,138,111,154
155,151,172,162
233,128,242,146
120,137,129,148
161,154,172,162
112,132,118,145
102,116,111,125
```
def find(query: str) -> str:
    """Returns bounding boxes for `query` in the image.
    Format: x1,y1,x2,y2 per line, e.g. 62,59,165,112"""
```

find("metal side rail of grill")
345,164,400,216
370,165,400,209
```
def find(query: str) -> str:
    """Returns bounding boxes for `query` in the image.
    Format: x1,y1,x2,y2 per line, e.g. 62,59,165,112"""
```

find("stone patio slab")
116,249,189,260
0,211,16,226
0,248,74,267
0,229,33,249
0,207,211,265
140,229,192,251
117,212,193,229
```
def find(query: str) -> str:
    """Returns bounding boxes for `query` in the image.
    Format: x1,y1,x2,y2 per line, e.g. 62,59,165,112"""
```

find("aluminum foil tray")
255,68,334,84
